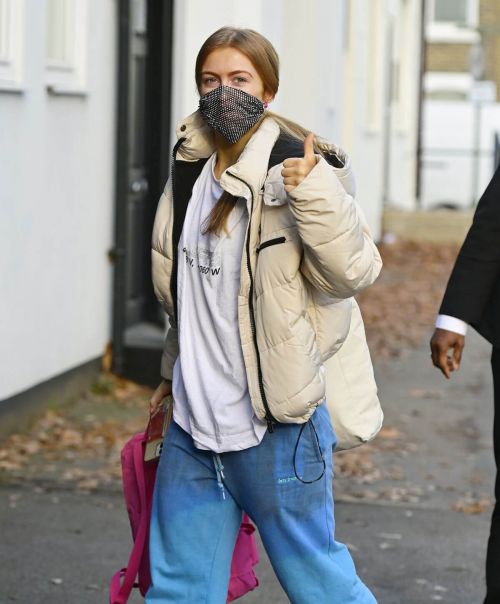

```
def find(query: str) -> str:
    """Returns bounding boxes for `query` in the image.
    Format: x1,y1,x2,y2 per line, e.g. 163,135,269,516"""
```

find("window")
434,0,467,25
46,0,87,93
426,0,479,44
0,0,24,91
0,0,9,62
47,0,74,69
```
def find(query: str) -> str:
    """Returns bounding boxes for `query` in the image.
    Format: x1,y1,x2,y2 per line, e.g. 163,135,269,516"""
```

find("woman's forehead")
202,47,256,74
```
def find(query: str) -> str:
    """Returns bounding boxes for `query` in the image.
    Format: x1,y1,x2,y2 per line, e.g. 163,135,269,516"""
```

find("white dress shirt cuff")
435,314,468,336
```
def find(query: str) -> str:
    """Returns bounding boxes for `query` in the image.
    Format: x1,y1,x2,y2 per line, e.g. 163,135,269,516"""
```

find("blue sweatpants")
146,403,377,603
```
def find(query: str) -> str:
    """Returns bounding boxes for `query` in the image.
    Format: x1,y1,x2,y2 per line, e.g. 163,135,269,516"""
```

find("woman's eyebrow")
201,70,253,77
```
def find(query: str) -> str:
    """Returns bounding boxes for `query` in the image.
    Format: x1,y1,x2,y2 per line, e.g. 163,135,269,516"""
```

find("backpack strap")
109,438,151,604
267,133,345,171
267,134,304,171
170,143,209,324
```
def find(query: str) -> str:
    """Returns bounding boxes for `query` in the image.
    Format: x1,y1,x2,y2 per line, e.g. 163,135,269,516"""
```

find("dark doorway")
112,0,174,387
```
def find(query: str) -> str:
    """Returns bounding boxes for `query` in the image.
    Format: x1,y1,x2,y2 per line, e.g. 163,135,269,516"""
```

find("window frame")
426,0,480,44
45,0,88,94
0,0,25,92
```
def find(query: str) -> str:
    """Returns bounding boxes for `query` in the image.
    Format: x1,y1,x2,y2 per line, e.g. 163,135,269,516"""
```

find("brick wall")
480,0,500,100
426,43,470,72
426,0,500,101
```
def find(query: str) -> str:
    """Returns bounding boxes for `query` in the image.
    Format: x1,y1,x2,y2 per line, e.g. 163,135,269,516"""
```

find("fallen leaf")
77,478,100,491
452,494,492,515
377,426,402,440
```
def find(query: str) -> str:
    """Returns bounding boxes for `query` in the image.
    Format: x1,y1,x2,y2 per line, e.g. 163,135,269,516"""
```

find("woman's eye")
234,77,247,84
203,77,218,85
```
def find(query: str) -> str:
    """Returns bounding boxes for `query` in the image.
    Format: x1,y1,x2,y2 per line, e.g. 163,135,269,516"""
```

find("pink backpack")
109,431,259,603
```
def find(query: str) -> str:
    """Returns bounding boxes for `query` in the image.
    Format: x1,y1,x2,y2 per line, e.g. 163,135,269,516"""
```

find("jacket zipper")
227,171,277,432
256,236,286,254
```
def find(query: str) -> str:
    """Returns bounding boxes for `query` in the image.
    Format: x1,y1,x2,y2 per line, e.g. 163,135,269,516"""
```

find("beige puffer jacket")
152,111,382,426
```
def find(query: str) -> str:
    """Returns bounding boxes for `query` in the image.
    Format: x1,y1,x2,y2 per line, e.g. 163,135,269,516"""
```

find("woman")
147,26,382,603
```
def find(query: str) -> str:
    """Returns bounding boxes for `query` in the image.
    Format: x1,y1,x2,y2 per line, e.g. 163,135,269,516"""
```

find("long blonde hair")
195,27,325,235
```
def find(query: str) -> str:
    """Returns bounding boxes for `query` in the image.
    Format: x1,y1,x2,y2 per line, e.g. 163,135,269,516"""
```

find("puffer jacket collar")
174,110,282,201
174,110,357,203
174,111,213,161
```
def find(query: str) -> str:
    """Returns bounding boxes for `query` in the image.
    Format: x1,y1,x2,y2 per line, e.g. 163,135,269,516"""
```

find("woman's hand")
150,379,172,412
281,132,317,193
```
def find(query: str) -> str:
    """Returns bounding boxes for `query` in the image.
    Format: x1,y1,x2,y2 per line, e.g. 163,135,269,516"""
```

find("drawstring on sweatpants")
213,454,226,500
293,417,326,484
210,418,325,494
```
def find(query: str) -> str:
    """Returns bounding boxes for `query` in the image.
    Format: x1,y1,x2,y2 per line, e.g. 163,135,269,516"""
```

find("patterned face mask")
198,85,265,144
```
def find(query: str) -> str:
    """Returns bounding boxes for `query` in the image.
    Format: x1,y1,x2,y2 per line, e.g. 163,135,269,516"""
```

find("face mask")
198,85,265,144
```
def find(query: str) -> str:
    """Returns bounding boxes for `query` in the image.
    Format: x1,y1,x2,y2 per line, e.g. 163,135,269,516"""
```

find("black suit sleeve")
439,164,500,324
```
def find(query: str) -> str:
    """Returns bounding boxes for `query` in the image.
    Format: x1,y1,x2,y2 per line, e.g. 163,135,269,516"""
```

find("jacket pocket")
256,236,286,254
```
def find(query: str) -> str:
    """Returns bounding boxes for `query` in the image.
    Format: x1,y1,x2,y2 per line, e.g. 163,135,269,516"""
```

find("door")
126,0,149,325
112,0,173,382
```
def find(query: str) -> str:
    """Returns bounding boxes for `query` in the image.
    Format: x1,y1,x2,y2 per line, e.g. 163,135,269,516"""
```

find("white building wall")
421,99,499,209
0,0,117,400
340,0,423,219
388,0,422,210
339,0,386,236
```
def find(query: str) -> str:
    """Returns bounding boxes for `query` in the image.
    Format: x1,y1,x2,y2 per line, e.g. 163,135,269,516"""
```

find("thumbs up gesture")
281,132,317,193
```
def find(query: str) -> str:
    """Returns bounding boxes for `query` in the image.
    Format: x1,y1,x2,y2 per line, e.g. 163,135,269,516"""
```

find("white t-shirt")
172,153,267,452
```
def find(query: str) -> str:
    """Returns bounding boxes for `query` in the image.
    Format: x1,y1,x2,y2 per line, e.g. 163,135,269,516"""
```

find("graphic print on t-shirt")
182,246,221,277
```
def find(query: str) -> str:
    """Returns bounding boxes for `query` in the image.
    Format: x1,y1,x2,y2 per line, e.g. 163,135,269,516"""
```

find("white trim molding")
427,22,480,44
0,0,25,91
365,0,383,133
424,71,473,95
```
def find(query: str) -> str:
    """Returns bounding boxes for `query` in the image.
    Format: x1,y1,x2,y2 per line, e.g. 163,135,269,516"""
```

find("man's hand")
430,328,465,379
281,132,317,192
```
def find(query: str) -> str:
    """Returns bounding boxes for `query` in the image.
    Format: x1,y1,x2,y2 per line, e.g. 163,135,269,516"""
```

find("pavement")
0,330,495,604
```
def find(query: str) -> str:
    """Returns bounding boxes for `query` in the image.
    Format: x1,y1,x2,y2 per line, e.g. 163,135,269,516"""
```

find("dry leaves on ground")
357,240,459,358
334,424,429,504
335,425,411,487
0,375,152,490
